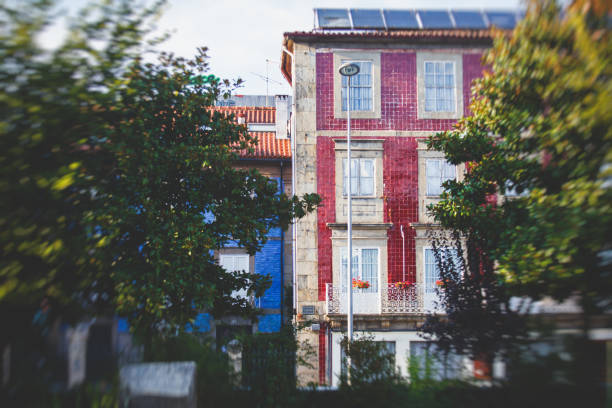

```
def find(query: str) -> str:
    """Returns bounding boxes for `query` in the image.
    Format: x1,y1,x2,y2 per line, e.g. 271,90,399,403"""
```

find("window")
219,254,250,299
426,159,455,196
333,52,381,119
424,248,459,294
424,61,455,112
410,341,463,380
504,181,529,197
341,61,372,111
341,341,396,380
343,158,374,196
341,248,379,292
416,52,463,120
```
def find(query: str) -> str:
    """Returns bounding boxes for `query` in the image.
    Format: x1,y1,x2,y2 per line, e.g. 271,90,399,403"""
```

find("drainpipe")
400,225,406,282
281,46,298,318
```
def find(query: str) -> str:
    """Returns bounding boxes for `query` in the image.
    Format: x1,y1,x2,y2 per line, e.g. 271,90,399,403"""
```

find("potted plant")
352,278,371,289
395,281,412,290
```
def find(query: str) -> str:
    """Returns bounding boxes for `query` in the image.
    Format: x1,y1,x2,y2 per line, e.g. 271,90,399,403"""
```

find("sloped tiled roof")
209,106,290,160
213,106,276,124
242,132,290,160
285,29,496,41
280,29,497,84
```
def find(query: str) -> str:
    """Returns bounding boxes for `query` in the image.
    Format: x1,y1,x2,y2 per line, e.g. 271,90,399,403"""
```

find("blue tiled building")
210,95,293,344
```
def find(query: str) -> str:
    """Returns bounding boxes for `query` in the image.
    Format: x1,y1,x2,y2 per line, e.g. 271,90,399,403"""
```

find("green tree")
92,48,319,341
422,0,611,379
0,0,319,390
428,0,611,316
0,0,166,395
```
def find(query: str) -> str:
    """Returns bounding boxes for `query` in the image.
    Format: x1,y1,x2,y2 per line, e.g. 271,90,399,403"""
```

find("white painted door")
340,248,380,314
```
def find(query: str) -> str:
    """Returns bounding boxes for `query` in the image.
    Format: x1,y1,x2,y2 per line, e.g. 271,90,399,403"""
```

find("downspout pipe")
281,46,298,317
400,225,406,282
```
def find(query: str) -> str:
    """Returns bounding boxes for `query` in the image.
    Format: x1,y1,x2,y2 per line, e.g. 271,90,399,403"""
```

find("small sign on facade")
302,305,316,315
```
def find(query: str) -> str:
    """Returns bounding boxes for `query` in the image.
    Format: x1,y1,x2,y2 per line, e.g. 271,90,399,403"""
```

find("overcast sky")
47,0,523,96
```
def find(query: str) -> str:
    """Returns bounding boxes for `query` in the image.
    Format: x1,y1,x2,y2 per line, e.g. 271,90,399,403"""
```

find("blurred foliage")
0,0,319,396
424,0,612,360
420,231,528,360
238,327,306,408
146,333,237,408
339,334,403,389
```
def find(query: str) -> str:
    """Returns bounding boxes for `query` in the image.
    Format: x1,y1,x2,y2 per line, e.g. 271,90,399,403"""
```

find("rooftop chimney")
275,95,290,139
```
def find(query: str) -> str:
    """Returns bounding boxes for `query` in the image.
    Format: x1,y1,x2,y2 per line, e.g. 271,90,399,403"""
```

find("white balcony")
325,283,442,315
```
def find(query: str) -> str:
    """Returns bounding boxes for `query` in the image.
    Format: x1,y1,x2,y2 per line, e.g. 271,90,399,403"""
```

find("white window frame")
423,60,456,113
426,159,456,196
333,52,381,119
219,253,250,300
417,52,463,120
409,341,465,380
423,247,460,294
342,158,375,197
340,60,373,112
340,247,380,293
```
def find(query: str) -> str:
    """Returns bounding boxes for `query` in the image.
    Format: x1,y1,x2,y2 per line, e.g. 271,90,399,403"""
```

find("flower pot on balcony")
395,281,413,290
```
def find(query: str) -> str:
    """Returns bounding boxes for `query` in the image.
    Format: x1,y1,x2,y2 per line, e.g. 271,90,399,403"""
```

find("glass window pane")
426,159,441,177
361,249,378,292
360,177,374,195
361,159,374,177
425,74,434,87
425,62,434,73
445,74,454,87
427,176,441,195
424,249,438,293
425,97,435,112
445,62,453,74
443,161,456,179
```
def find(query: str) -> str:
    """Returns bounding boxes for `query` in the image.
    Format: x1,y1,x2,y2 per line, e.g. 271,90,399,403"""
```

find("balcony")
325,283,442,315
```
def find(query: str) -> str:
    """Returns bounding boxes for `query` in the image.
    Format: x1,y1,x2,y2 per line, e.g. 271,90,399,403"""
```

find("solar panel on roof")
316,9,351,28
485,11,517,29
452,11,486,29
383,10,420,29
418,10,453,29
350,9,384,28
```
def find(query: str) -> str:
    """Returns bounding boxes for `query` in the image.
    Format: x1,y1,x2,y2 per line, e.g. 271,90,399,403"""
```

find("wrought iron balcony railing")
325,282,443,315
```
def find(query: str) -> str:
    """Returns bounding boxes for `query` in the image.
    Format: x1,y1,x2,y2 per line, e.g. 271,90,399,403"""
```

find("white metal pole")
347,75,353,345
346,74,353,384
338,62,358,384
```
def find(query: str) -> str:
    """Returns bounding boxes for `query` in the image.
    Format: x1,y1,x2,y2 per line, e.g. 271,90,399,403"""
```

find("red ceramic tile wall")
312,47,485,384
383,137,419,283
316,51,484,131
316,136,420,298
318,323,327,384
316,137,335,301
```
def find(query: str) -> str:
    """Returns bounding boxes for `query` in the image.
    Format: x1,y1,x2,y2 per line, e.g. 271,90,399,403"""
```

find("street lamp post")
338,62,359,378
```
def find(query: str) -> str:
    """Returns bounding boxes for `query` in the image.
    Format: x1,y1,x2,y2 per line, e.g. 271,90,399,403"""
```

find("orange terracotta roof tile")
240,132,290,160
212,106,276,124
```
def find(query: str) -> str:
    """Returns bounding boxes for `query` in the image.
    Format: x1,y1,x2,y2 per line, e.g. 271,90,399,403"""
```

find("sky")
46,0,523,96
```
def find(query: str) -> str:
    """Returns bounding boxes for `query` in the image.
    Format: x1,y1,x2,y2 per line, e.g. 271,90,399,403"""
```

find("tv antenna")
250,59,282,98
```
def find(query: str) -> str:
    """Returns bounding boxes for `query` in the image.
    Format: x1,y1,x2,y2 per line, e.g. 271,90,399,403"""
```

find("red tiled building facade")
282,15,494,386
